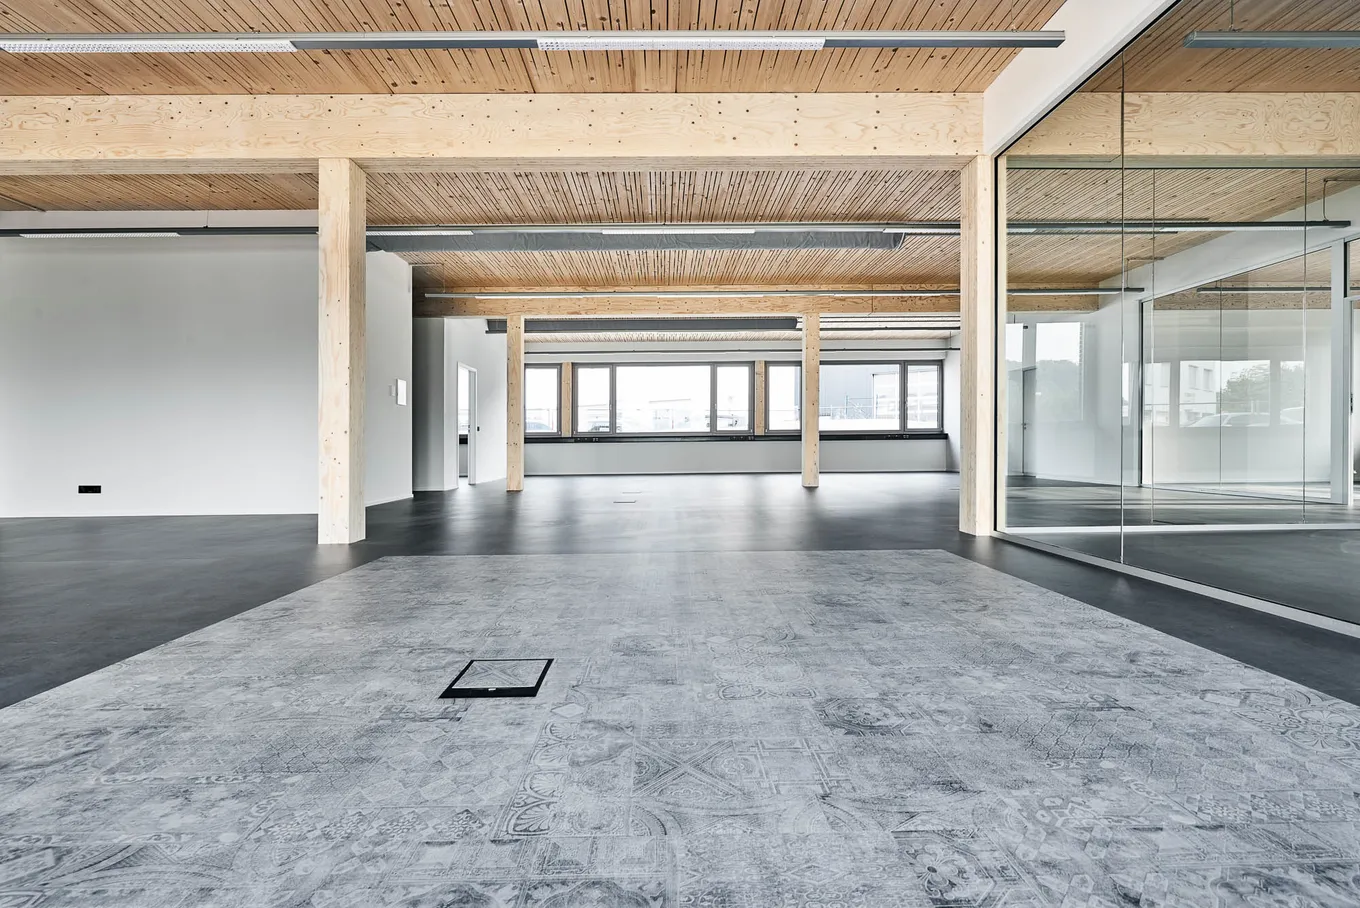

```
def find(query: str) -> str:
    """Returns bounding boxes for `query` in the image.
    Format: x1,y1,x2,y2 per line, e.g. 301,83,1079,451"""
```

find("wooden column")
802,314,821,488
317,158,366,544
507,314,525,492
754,360,767,435
560,361,573,437
960,155,998,536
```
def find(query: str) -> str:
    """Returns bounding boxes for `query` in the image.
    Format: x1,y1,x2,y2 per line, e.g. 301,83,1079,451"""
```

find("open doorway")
458,363,478,486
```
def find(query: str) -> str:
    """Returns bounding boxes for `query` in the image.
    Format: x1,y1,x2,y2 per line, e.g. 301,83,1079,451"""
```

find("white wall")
364,251,414,506
525,437,948,476
444,318,508,484
412,318,455,491
0,237,412,517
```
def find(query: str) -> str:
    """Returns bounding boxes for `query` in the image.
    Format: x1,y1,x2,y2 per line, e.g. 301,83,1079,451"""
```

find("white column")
317,158,366,544
1332,240,1355,504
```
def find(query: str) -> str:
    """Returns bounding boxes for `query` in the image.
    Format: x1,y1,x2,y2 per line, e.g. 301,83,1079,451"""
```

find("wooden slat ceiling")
0,0,1067,95
409,237,961,292
367,169,961,225
1085,0,1360,92
0,173,318,211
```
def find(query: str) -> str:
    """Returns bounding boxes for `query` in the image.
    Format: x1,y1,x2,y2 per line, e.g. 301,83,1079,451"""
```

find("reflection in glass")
575,366,611,434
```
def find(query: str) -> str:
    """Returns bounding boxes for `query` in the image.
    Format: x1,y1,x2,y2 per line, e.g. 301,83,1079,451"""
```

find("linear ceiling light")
0,37,297,53
1195,285,1331,294
0,30,1065,54
429,289,961,301
1009,219,1350,235
1009,287,1143,296
1185,31,1360,49
366,228,474,237
599,227,758,236
17,231,181,238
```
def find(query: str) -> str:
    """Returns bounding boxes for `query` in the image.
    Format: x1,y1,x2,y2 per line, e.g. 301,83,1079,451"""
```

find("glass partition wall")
999,0,1360,623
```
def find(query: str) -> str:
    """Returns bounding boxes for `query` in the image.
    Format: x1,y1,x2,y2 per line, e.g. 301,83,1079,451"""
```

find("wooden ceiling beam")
1012,92,1360,162
0,93,982,175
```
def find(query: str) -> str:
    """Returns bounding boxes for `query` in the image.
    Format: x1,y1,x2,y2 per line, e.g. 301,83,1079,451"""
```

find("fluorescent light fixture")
0,37,296,53
1185,31,1360,49
1009,219,1350,235
18,231,180,238
366,228,474,236
1195,285,1331,294
538,35,823,51
1009,287,1142,296
0,30,1065,54
599,227,758,236
436,289,961,301
882,224,961,235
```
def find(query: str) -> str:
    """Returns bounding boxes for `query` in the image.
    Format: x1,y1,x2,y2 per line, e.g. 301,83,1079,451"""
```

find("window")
524,365,560,434
765,361,943,434
569,363,753,435
767,363,802,431
616,365,711,433
716,365,751,431
821,363,901,431
575,366,611,434
906,364,941,430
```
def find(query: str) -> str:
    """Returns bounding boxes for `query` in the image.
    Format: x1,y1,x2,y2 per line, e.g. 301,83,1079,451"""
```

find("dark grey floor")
5,473,1360,710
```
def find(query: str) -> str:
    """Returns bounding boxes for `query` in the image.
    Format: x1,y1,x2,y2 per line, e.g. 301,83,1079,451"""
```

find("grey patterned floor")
5,551,1360,907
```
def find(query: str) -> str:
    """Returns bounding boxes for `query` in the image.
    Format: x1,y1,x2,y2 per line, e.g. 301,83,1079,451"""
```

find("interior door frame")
458,363,478,486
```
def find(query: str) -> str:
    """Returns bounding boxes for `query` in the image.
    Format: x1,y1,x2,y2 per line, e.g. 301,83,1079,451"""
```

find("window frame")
562,361,756,438
763,359,946,436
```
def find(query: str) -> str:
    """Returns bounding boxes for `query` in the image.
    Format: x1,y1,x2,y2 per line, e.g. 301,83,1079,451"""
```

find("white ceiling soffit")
983,0,1180,154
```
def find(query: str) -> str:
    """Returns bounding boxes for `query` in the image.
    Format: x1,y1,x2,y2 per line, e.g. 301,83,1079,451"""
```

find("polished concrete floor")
1004,477,1360,624
7,474,1360,711
9,550,1360,906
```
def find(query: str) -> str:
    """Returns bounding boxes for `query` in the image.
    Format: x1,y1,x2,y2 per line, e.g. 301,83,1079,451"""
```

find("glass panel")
906,364,941,430
616,365,711,433
768,364,801,431
715,365,751,431
524,366,558,434
575,366,611,434
820,363,901,431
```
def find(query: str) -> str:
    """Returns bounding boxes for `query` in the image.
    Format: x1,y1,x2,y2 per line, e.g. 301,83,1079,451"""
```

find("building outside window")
524,365,560,434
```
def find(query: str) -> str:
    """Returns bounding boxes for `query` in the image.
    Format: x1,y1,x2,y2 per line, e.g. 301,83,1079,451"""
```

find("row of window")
522,361,944,436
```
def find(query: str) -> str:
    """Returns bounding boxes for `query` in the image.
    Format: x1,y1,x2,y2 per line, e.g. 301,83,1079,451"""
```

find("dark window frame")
763,359,946,436
563,361,756,438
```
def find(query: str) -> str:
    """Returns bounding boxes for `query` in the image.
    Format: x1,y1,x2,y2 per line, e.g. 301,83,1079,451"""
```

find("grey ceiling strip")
487,317,800,334
367,231,899,253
